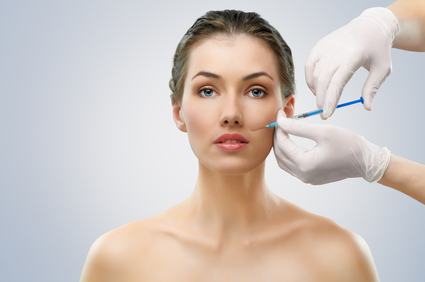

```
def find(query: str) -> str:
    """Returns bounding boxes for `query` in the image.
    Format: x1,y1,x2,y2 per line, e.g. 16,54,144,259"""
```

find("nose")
219,93,244,127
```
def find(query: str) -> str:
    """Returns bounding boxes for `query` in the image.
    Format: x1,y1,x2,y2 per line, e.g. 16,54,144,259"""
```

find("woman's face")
173,34,294,175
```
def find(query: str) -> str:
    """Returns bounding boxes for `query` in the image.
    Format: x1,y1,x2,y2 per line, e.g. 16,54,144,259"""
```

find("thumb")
362,64,391,110
277,113,324,142
274,111,308,166
276,108,286,120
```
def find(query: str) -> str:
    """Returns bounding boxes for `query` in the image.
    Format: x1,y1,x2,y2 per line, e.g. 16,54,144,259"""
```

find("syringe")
252,97,364,131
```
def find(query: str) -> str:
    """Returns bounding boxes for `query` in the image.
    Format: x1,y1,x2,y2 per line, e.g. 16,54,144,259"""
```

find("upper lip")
214,133,249,144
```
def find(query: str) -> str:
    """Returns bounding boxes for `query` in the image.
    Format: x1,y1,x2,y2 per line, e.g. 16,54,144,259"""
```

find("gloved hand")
305,7,400,119
273,110,391,185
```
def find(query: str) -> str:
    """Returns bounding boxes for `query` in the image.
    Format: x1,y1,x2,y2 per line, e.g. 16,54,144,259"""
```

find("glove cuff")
358,7,400,45
366,146,392,183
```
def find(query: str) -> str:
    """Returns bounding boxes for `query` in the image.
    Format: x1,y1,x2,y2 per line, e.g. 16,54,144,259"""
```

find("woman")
80,10,379,281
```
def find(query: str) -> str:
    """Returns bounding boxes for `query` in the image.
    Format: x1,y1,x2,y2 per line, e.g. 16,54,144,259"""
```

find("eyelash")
197,87,269,98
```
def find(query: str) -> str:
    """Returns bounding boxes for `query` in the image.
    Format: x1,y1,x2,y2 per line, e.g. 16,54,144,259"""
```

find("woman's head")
171,10,295,175
169,10,295,102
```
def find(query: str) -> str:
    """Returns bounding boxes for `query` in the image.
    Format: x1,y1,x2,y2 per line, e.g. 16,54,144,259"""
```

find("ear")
283,94,295,118
172,100,187,132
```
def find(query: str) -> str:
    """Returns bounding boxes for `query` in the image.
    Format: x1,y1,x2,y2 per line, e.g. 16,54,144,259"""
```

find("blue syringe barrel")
289,97,364,120
262,97,364,129
290,109,323,119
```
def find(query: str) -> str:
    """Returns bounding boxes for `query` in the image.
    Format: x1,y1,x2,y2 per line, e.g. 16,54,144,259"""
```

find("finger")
276,108,286,120
362,62,391,111
312,51,345,116
312,60,326,111
322,63,358,118
273,131,293,171
273,153,299,179
313,57,344,119
277,115,324,142
305,49,320,95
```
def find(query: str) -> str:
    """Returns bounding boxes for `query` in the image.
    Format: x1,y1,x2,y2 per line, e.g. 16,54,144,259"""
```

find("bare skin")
388,0,425,51
80,35,379,281
379,154,425,204
80,199,378,282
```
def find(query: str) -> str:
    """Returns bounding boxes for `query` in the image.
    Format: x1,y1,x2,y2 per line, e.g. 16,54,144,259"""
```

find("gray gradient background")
1,0,424,281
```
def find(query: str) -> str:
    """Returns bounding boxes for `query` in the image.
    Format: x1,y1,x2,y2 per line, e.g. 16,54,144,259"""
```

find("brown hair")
169,10,295,102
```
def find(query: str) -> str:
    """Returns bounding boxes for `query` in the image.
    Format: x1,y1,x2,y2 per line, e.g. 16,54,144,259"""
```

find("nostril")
222,118,242,126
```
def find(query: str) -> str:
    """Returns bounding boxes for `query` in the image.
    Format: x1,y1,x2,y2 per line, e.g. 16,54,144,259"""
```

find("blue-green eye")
198,88,215,97
249,88,268,98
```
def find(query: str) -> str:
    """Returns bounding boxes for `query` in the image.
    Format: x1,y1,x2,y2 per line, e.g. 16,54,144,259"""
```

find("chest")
123,241,326,282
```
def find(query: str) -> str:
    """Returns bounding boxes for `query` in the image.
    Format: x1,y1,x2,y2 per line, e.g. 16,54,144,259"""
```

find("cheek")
244,95,283,131
181,99,218,149
182,105,203,132
243,95,283,156
183,99,215,129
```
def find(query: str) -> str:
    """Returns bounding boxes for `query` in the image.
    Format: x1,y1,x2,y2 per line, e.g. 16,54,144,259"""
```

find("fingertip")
363,95,373,111
277,108,286,118
277,113,297,133
323,102,336,119
276,109,286,124
322,105,330,119
323,85,343,119
316,91,326,112
274,119,289,141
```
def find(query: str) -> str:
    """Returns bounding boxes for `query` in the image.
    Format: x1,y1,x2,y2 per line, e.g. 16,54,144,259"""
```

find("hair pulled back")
169,10,295,102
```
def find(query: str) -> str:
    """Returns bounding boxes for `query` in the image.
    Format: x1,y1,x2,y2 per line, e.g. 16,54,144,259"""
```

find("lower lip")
214,143,248,151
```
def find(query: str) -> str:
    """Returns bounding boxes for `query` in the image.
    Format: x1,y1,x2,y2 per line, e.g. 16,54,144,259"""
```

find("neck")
184,160,281,240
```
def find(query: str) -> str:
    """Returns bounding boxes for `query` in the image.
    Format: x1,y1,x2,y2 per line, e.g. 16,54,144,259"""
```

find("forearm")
388,0,425,51
378,154,425,204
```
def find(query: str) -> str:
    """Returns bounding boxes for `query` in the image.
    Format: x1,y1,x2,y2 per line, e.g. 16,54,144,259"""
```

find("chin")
200,154,268,175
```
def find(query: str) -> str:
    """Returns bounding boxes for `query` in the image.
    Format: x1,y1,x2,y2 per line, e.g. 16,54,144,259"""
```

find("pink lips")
214,133,249,151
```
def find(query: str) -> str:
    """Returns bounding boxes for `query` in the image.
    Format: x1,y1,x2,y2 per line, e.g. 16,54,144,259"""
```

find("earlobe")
283,94,295,118
172,100,187,132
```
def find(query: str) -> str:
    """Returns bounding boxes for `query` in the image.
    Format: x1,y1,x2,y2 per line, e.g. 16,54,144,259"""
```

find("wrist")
365,146,392,183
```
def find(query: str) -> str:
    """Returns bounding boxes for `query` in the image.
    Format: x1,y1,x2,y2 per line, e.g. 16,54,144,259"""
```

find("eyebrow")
243,72,274,81
191,71,274,81
192,71,221,80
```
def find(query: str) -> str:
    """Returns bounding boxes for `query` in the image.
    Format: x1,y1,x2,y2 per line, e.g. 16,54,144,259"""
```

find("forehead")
186,34,280,81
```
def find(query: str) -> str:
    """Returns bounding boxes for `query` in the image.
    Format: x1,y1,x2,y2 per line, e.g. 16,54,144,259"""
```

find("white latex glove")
305,7,400,119
273,110,391,185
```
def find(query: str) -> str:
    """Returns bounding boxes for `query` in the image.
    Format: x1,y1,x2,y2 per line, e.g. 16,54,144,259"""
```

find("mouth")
218,140,245,143
214,133,249,151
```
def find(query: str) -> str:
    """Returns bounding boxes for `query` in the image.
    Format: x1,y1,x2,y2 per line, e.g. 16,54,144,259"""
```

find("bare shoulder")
287,205,379,282
312,217,379,281
79,218,158,282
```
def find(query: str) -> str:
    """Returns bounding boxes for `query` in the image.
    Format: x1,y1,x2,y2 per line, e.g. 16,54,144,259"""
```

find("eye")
198,87,216,98
248,88,268,98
